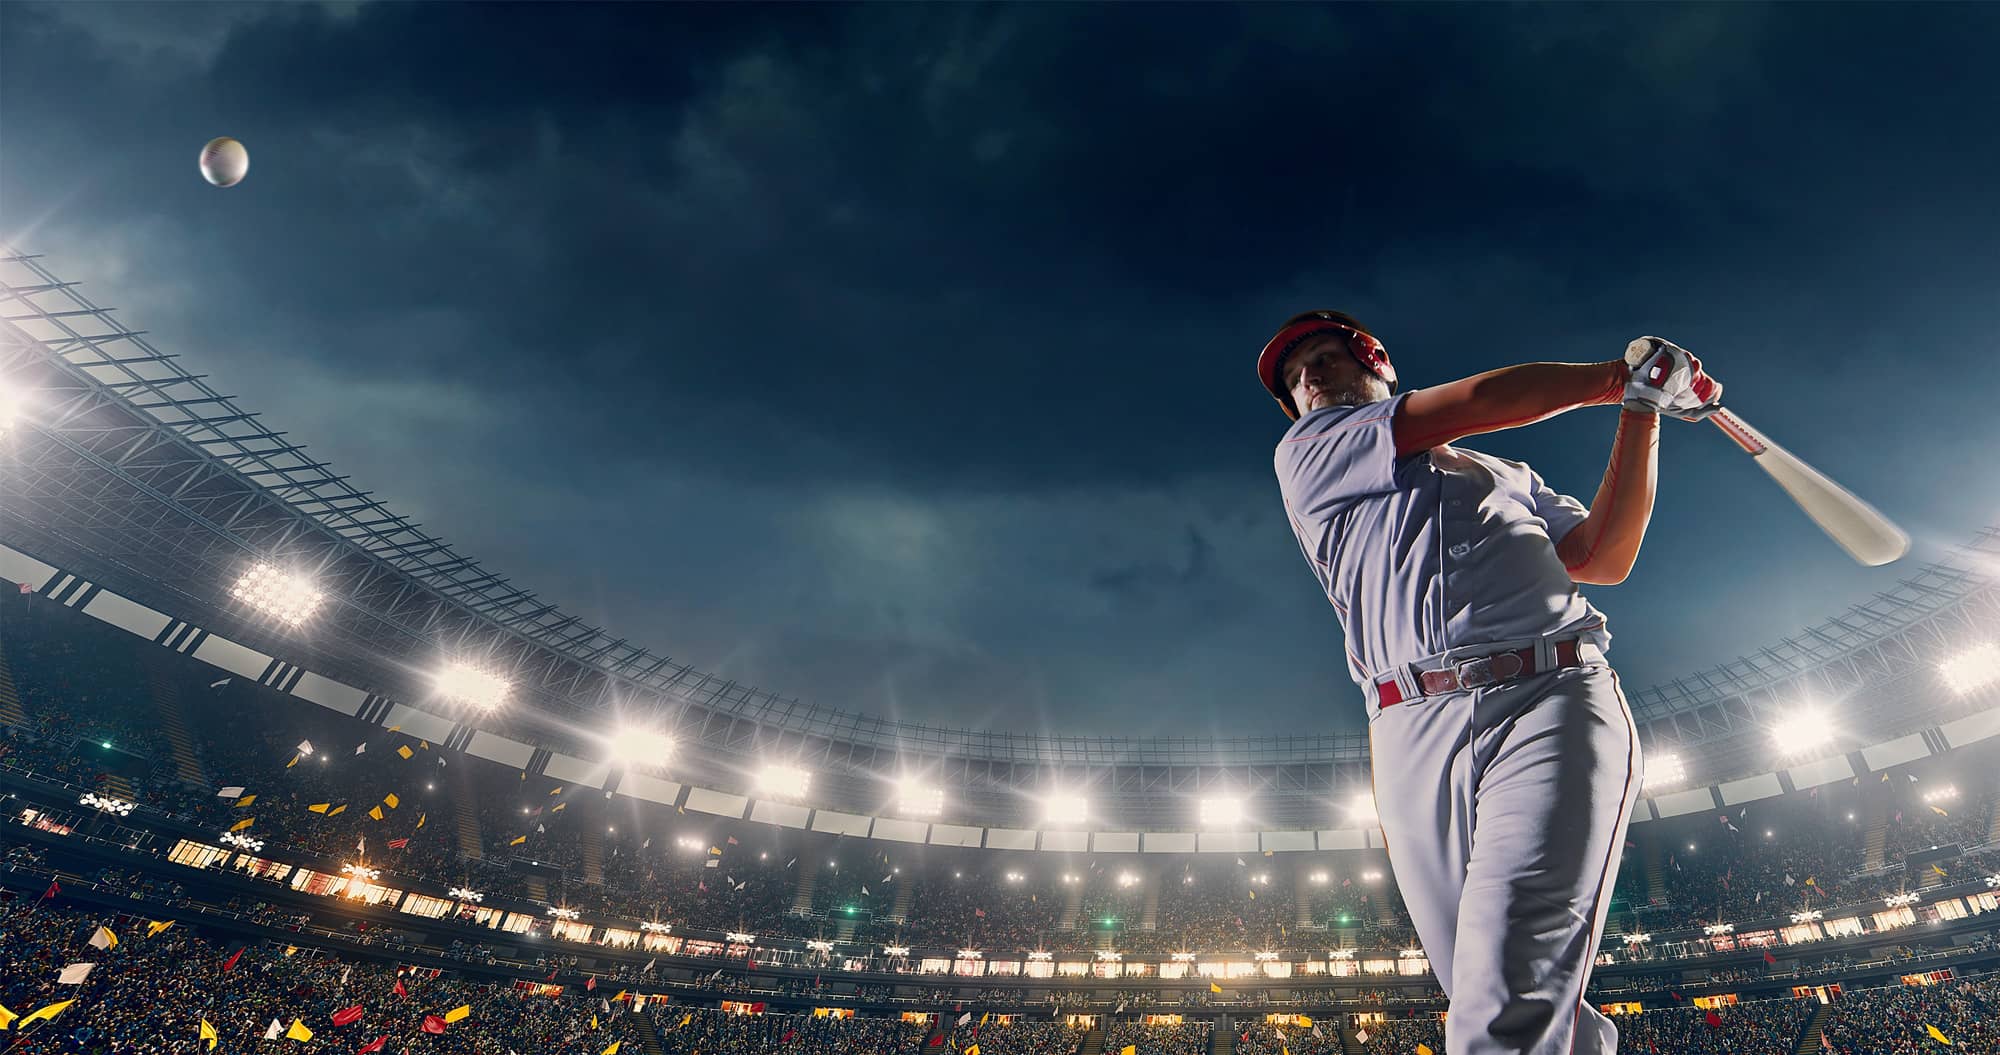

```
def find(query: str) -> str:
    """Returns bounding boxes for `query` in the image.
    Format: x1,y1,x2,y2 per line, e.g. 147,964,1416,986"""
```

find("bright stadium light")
1256,951,1282,962
1199,796,1245,828
1310,871,1329,884
0,382,27,436
957,949,983,959
612,726,676,766
1643,753,1686,792
1623,933,1651,945
1885,892,1921,908
1170,952,1198,962
1923,785,1959,805
1791,910,1822,923
884,946,911,957
895,778,944,817
1347,792,1379,825
1770,706,1835,755
1096,950,1123,961
79,792,134,817
1940,643,2000,694
1703,923,1734,936
436,662,510,710
1027,951,1053,962
641,921,672,934
231,562,327,627
756,764,811,800
1117,872,1140,888
449,887,485,903
726,932,757,944
1044,793,1088,826
341,863,381,882
546,906,580,920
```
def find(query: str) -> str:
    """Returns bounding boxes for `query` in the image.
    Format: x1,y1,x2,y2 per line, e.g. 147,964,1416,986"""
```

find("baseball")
199,136,249,187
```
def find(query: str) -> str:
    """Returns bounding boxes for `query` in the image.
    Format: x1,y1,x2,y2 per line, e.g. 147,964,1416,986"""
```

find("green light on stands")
1102,917,1116,926
845,906,856,915
1339,914,1352,924
101,742,112,749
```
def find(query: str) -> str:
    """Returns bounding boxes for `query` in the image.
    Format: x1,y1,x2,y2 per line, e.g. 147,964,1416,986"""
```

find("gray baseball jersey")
1274,392,1610,685
1274,391,1642,1055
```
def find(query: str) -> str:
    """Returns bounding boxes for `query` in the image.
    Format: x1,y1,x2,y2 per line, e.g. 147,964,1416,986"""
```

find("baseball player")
1257,311,1719,1055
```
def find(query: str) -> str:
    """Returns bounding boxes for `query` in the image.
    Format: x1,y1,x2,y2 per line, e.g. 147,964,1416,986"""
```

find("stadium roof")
2,248,1996,821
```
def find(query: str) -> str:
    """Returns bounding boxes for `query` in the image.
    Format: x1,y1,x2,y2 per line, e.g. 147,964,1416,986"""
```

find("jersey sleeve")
1527,466,1589,545
1273,392,1410,518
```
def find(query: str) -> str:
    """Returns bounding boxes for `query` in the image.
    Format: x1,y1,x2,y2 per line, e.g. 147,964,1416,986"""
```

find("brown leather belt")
1373,638,1587,708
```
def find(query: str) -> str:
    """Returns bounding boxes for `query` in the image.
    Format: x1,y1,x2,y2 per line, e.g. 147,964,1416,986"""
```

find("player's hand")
1623,336,1722,421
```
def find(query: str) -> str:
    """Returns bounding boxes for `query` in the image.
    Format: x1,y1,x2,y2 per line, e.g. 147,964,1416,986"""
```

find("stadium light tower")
756,764,811,800
1044,793,1088,827
1347,791,1380,826
1940,642,2000,694
894,777,944,817
436,662,511,710
230,561,327,627
1770,705,1836,755
1199,796,1245,829
611,726,676,766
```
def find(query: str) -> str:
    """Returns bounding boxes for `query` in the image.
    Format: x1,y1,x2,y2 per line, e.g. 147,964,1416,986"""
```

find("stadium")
3,253,2000,1053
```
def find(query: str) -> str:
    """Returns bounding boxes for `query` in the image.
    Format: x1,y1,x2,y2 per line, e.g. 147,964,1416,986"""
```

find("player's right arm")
1390,361,1630,457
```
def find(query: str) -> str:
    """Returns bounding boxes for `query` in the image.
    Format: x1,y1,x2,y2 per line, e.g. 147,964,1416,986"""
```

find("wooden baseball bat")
1707,408,1909,566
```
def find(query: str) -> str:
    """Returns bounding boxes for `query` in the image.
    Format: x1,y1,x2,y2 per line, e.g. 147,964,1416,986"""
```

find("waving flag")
199,1018,219,1050
89,926,118,949
359,1038,388,1054
286,1019,314,1041
422,1016,446,1034
332,1005,365,1027
1927,1025,1953,1045
21,999,76,1025
443,1004,471,1023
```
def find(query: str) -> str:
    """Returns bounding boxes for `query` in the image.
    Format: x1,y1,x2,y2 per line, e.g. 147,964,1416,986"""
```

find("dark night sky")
3,2,1996,739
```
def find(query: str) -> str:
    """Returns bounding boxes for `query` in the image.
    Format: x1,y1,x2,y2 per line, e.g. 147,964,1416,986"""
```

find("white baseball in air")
199,137,249,187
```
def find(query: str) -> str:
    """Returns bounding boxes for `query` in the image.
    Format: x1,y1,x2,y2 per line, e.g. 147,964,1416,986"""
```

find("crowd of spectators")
1104,1019,1212,1055
1611,996,1811,1054
1234,1020,1333,1055
1821,973,2000,1054
652,1006,927,1054
1352,1015,1445,1054
0,899,646,1053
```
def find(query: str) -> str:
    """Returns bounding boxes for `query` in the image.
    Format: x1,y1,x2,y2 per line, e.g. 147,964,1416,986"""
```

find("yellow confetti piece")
397,746,414,759
384,793,400,809
230,817,255,832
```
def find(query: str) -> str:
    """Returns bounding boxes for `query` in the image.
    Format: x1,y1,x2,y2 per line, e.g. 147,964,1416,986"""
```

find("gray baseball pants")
1367,658,1642,1055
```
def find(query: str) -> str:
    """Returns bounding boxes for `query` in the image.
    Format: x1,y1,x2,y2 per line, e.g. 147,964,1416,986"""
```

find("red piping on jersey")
1566,670,1641,1055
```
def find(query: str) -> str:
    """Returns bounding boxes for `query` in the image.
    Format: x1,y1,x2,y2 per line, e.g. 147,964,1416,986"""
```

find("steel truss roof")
2,250,1994,803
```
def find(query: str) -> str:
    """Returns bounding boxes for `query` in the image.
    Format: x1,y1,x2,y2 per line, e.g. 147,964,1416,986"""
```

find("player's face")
1285,336,1390,414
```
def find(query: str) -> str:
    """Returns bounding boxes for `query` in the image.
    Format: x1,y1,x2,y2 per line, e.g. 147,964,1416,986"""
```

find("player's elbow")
1569,563,1631,586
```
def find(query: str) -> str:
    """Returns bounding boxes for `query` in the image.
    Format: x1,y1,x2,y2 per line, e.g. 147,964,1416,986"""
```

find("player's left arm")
1553,408,1661,585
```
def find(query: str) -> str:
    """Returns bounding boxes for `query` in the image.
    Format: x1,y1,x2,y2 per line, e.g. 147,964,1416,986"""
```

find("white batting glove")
1623,336,1723,421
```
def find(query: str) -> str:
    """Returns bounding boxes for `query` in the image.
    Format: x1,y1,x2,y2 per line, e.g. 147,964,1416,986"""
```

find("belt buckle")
1455,651,1523,689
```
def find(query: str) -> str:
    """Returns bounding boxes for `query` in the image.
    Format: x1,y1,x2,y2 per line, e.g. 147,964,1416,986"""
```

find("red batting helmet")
1256,310,1397,420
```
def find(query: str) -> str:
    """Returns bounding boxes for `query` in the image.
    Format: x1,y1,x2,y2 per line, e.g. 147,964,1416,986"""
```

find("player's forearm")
1556,408,1660,585
1393,361,1628,456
